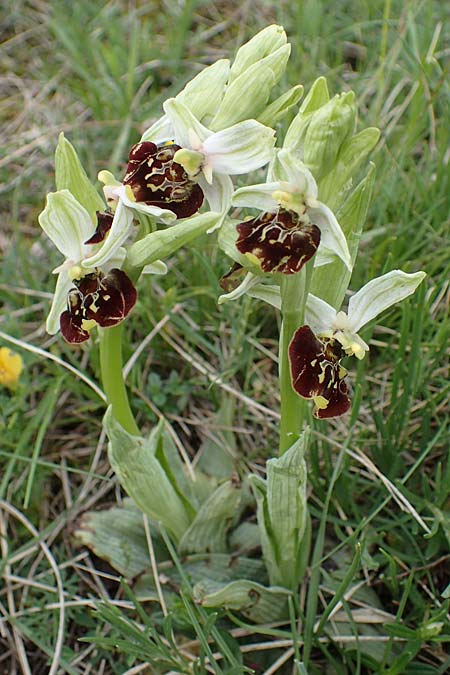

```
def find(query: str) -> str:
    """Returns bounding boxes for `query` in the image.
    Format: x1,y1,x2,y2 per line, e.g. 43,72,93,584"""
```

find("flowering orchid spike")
232,148,351,274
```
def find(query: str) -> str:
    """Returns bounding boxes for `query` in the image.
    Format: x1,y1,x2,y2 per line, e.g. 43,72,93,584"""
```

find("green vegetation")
1,1,449,673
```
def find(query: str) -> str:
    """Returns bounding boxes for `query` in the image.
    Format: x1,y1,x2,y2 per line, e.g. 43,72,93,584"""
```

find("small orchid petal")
46,272,73,335
348,270,426,332
305,294,337,333
202,120,275,175
38,190,94,262
81,195,135,269
308,201,352,271
140,114,174,143
232,182,281,211
163,98,211,147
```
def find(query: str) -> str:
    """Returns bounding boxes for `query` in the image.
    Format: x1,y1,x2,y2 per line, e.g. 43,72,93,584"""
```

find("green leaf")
55,132,104,222
126,211,220,268
104,407,191,541
193,578,291,623
179,479,242,554
73,500,154,578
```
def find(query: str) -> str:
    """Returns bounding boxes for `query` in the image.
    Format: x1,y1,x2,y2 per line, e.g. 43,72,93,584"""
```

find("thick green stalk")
278,265,312,455
99,324,140,435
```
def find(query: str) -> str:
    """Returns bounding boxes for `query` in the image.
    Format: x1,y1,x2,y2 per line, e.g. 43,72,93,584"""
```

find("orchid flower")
232,148,352,274
289,270,426,418
38,189,139,342
146,98,276,217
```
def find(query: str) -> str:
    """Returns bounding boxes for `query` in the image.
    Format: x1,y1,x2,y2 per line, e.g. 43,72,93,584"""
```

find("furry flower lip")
289,326,351,419
122,141,204,219
60,268,137,343
236,207,321,274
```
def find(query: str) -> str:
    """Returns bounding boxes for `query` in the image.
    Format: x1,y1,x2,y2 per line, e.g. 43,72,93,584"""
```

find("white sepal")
202,120,275,175
305,294,337,333
38,190,94,262
348,270,426,332
218,272,261,304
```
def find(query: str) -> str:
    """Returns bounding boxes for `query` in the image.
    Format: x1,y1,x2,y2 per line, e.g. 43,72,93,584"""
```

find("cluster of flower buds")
38,25,425,418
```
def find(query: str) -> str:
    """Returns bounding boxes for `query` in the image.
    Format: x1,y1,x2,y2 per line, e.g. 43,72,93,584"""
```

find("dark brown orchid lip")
236,208,321,275
289,325,351,419
60,268,137,344
123,141,204,219
84,211,114,245
219,262,246,293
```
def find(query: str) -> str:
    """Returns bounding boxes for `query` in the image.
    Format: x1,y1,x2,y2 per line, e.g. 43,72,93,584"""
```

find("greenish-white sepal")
104,407,191,541
269,149,317,194
39,190,93,261
229,25,287,82
249,474,280,585
247,283,281,310
283,76,329,150
193,578,290,623
55,133,105,223
198,173,233,221
82,196,135,269
140,114,173,143
177,59,230,121
311,202,352,272
348,270,426,332
73,500,154,578
232,182,280,211
46,271,73,335
178,479,242,554
306,294,337,333
127,211,221,268
164,98,210,147
218,272,261,305
202,120,275,175
258,84,304,127
302,91,356,181
209,63,276,130
142,260,168,275
265,431,309,588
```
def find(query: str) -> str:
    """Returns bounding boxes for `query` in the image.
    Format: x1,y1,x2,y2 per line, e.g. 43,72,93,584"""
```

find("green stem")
278,265,312,455
99,324,140,435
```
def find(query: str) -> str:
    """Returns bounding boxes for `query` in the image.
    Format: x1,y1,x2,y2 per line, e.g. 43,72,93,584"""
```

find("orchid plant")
38,25,426,622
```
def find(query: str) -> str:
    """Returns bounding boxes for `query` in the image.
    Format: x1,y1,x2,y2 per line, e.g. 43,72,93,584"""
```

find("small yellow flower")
0,347,23,390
